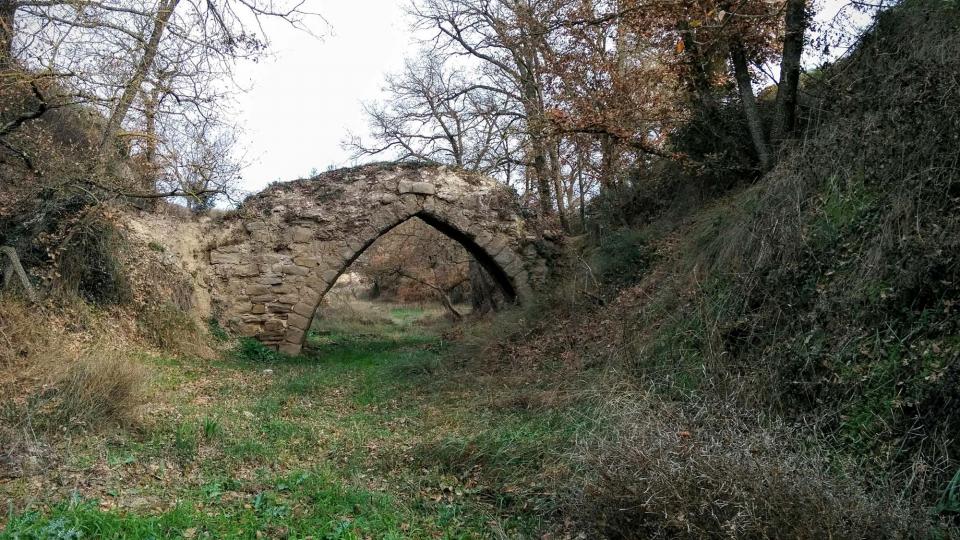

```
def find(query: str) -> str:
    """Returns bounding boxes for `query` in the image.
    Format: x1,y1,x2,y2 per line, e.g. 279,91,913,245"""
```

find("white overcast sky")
231,0,871,196
232,1,422,194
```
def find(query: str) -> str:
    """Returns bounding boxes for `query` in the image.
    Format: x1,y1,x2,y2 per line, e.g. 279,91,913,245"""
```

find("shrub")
208,318,230,342
567,394,927,539
589,229,656,294
53,216,133,306
668,96,765,190
138,303,210,357
44,348,147,429
234,337,286,363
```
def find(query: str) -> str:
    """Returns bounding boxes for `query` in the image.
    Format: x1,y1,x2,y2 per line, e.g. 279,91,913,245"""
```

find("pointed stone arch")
205,163,546,355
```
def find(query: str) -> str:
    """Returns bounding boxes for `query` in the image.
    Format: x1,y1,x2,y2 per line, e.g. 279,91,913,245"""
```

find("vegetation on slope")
481,1,960,535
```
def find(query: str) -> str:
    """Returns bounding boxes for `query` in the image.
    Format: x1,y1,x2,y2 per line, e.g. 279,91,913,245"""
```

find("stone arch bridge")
205,163,550,355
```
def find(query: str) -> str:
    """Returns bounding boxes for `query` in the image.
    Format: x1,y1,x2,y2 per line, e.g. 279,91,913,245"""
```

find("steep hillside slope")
487,0,959,534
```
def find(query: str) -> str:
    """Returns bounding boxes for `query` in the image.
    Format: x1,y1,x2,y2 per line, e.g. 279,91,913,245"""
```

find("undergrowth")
468,1,960,535
2,304,580,538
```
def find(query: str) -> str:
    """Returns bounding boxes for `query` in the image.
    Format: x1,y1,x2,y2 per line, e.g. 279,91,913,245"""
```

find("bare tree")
346,54,523,184
0,0,15,67
96,0,180,163
411,0,569,220
2,0,319,200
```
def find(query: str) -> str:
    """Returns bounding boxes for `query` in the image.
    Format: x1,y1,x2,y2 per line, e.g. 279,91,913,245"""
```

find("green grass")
4,470,413,539
2,304,579,538
390,306,426,325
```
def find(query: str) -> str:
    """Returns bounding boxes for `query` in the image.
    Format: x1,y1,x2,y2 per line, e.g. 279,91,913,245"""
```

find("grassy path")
2,309,580,539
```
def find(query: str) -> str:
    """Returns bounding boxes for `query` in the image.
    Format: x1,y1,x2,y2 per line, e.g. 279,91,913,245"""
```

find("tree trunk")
528,118,553,217
679,21,719,121
730,40,772,171
0,0,15,68
141,85,161,189
97,0,179,162
577,163,585,227
549,142,569,233
517,57,553,217
469,260,501,315
771,0,808,143
599,133,617,187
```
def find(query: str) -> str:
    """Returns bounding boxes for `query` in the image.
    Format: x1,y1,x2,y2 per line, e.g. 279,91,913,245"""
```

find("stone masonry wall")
202,163,548,355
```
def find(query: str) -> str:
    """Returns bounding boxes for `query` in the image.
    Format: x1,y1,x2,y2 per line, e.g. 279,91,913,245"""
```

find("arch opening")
415,212,518,303
297,213,518,353
331,211,517,301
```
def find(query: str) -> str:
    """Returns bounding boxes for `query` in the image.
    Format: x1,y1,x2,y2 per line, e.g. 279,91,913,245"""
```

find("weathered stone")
241,323,262,335
292,302,315,318
285,327,306,343
259,329,285,339
210,250,240,265
287,312,310,331
493,248,516,268
277,294,299,305
281,265,310,276
250,294,277,303
258,275,283,285
300,288,321,306
251,231,274,245
247,284,271,296
271,284,296,294
398,180,436,195
502,256,523,276
398,194,423,214
340,246,357,261
382,202,410,225
320,267,340,284
267,303,292,313
306,276,329,294
373,192,398,204
250,304,267,315
233,264,259,277
421,196,438,213
290,227,313,243
473,232,494,249
245,221,268,232
292,256,318,268
361,224,383,242
264,320,285,332
485,237,509,258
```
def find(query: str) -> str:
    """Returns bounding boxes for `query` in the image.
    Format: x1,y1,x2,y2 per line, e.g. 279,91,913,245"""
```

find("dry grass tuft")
0,425,55,479
0,293,49,368
1,295,153,432
137,302,213,358
42,347,148,429
568,394,927,539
